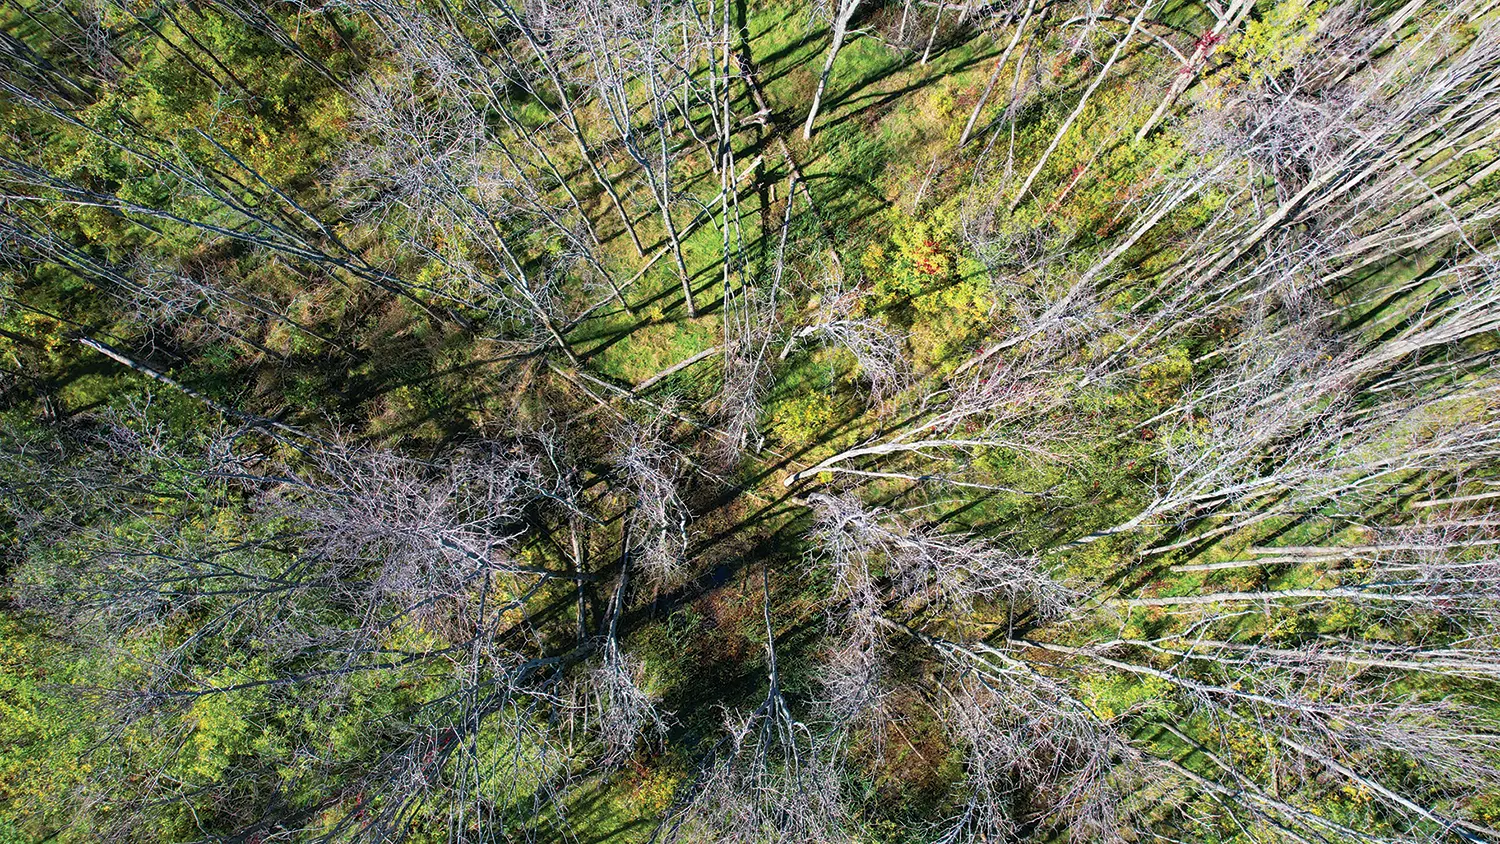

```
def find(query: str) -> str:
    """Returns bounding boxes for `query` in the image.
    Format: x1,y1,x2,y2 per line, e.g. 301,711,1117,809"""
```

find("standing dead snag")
612,417,692,588
587,635,668,766
445,0,648,257
958,0,1039,147
807,489,1070,741
1009,0,1157,211
265,438,586,614
584,528,668,766
803,492,1139,842
784,275,912,406
720,284,780,458
718,170,799,460
668,704,849,844
1134,0,1253,140
1083,316,1500,545
808,492,1072,620
663,566,850,844
803,0,865,141
336,65,588,362
574,0,709,316
934,668,1146,844
2,413,615,840
1074,518,1500,841
785,354,1066,487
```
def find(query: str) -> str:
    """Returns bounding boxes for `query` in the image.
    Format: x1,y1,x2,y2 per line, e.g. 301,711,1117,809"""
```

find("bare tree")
336,65,589,361
613,417,692,587
958,0,1039,147
809,492,1071,619
663,566,850,844
785,353,1067,488
584,534,669,765
572,0,711,316
1009,0,1158,211
931,667,1146,844
803,0,865,140
718,173,798,460
784,274,912,405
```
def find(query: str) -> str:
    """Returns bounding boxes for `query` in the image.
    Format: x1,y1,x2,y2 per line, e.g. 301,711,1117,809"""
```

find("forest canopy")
2,0,1500,841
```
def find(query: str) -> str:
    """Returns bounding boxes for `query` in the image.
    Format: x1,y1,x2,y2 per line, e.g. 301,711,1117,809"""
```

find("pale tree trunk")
557,90,646,258
959,0,1038,146
645,72,696,317
1010,0,1155,210
804,0,864,140
570,519,589,642
1134,0,1252,140
501,7,647,257
920,0,944,65
494,101,601,249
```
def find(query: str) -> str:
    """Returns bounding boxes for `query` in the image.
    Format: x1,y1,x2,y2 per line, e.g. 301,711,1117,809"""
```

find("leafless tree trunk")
958,0,1039,146
1133,0,1252,140
612,417,692,587
920,0,945,65
804,0,865,140
1010,0,1156,210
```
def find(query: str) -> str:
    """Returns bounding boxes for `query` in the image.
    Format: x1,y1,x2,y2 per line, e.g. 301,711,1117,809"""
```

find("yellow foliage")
1229,0,1328,84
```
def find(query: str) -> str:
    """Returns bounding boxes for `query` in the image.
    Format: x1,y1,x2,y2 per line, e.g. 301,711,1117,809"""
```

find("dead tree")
802,496,1132,844
0,68,460,327
612,417,692,587
803,0,865,141
931,667,1146,844
575,1,692,312
355,0,646,257
783,275,912,405
663,566,850,844
1080,306,1500,545
958,0,1039,147
338,66,585,361
809,492,1071,619
1072,518,1500,840
959,0,1500,382
1134,0,1254,140
1008,0,1157,211
785,352,1067,487
3,402,613,840
583,530,668,766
